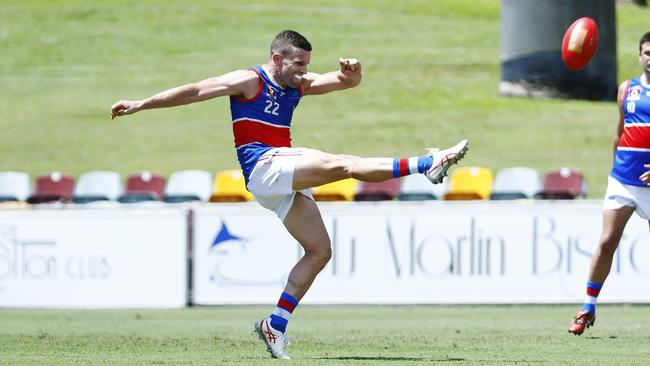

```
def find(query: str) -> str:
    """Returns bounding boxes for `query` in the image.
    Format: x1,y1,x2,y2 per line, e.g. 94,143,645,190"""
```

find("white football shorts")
603,175,650,219
247,147,313,221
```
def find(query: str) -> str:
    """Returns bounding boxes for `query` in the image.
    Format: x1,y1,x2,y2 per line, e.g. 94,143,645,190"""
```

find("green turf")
4,3,650,364
1,1,649,198
1,305,649,365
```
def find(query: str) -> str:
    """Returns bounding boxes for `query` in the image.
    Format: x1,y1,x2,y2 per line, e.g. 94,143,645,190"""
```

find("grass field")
1,305,649,365
4,3,650,364
1,1,650,197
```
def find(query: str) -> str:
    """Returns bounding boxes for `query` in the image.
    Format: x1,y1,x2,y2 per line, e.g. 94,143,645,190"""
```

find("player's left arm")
614,80,627,157
300,58,362,96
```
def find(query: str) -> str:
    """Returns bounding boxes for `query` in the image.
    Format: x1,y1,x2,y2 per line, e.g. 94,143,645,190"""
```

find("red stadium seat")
118,171,165,203
27,172,74,204
354,178,401,201
535,168,586,199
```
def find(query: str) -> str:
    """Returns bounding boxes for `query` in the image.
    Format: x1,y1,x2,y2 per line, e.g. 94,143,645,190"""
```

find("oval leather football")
561,17,599,71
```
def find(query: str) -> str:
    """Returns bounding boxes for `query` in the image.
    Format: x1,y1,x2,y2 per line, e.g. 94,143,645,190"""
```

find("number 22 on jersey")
264,99,279,115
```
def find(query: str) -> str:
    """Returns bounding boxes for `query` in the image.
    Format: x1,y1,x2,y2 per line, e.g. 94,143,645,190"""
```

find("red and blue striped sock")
269,292,298,333
392,156,433,178
582,281,602,314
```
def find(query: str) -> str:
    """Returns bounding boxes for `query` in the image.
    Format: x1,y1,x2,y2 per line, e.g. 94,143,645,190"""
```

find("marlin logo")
208,220,285,286
211,222,243,249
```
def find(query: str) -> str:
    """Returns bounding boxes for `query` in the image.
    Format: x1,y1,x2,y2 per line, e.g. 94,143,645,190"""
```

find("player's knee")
305,240,332,265
315,243,332,264
314,248,332,269
319,245,332,264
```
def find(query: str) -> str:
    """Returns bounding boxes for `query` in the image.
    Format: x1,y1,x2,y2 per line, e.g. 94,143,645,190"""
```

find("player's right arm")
613,80,628,157
110,69,260,119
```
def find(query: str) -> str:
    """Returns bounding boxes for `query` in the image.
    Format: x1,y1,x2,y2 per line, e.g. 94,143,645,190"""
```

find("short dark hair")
270,30,312,57
640,31,650,53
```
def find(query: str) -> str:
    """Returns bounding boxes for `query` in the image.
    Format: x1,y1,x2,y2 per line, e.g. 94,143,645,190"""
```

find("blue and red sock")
582,281,602,314
392,156,433,178
269,292,299,333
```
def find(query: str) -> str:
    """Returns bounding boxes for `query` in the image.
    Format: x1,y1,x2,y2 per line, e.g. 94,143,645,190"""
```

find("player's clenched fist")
338,57,361,74
110,100,143,119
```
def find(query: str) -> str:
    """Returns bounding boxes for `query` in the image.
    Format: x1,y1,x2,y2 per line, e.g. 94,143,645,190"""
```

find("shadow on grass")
321,356,466,362
321,356,548,363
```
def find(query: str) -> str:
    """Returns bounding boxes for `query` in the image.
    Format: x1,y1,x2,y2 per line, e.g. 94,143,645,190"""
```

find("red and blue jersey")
612,77,650,187
230,66,302,183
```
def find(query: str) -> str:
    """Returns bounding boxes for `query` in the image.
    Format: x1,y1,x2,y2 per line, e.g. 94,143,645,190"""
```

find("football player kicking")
111,30,468,358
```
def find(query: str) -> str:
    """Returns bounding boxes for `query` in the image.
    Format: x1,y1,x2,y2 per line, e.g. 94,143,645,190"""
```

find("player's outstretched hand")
110,100,143,119
640,164,650,186
339,57,361,76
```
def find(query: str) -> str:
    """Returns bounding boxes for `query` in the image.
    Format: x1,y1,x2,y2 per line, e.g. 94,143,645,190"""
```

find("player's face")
278,46,310,88
639,42,650,73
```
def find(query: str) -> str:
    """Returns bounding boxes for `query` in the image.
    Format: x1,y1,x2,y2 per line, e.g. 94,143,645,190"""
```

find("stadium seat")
444,167,494,200
209,169,253,202
312,178,359,201
117,171,165,203
27,172,74,204
535,167,586,199
164,170,213,203
354,178,401,201
0,201,29,208
73,171,123,203
490,167,541,200
398,174,448,201
0,171,31,202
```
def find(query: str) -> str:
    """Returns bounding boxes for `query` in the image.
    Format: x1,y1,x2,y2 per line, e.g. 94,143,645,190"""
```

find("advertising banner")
0,207,187,308
192,201,650,304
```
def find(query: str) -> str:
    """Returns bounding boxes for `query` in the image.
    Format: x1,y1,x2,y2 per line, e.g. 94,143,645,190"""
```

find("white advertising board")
0,207,187,308
192,201,650,304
